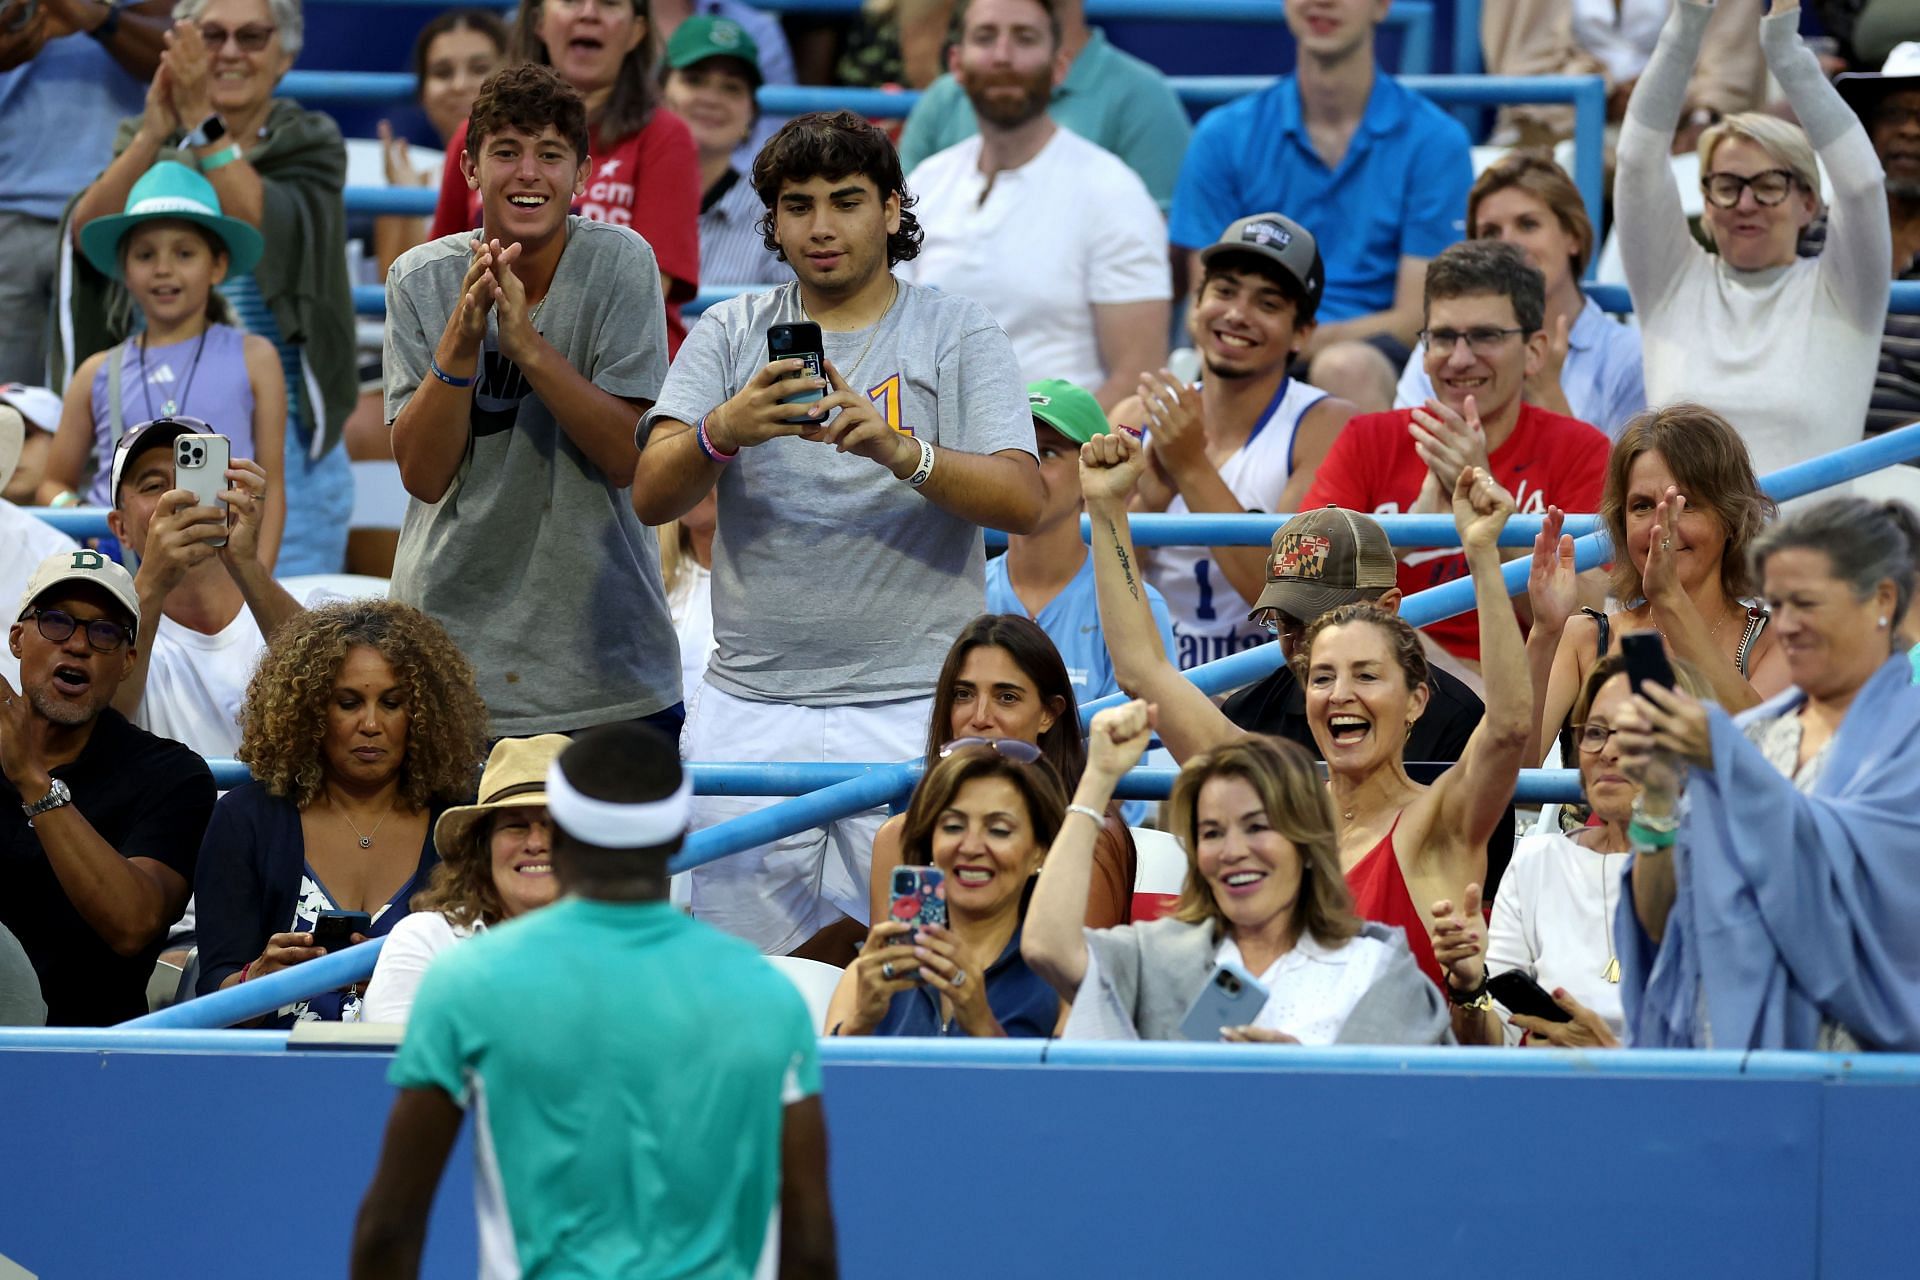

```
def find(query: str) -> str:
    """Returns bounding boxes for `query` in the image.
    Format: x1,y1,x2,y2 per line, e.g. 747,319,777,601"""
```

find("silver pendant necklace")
333,796,394,849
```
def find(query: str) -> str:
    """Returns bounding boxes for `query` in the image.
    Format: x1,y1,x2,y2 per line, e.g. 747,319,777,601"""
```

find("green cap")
1025,379,1110,446
665,15,763,85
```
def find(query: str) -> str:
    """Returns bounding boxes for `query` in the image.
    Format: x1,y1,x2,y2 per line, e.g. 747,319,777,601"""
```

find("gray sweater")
1082,917,1454,1044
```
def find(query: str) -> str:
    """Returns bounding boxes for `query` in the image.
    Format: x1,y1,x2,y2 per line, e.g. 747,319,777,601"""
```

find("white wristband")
905,435,935,488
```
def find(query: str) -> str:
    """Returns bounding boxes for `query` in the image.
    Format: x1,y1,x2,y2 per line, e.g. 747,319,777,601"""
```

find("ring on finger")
951,968,966,987
881,961,895,981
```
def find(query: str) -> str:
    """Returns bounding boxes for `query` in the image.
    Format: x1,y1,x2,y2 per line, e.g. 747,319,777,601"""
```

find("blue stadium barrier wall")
0,1035,1916,1279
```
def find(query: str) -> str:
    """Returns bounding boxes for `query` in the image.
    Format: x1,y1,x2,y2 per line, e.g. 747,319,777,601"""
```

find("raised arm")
1761,0,1892,325
1640,490,1772,713
1616,0,1716,312
1081,431,1243,761
1523,508,1586,764
1023,700,1155,998
1426,469,1531,870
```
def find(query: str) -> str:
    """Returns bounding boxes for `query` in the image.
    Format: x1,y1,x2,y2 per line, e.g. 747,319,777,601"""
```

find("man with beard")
0,550,213,1025
633,110,1042,959
899,0,1168,409
1839,50,1920,453
1110,212,1356,669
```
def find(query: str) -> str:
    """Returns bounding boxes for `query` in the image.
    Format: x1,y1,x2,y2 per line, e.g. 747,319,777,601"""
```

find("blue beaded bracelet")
430,357,477,388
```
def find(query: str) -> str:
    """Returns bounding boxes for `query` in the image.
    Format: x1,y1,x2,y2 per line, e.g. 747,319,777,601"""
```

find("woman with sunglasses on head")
1617,0,1890,479
1023,701,1451,1045
866,615,1138,945
1428,654,1712,1048
827,743,1067,1038
64,0,359,577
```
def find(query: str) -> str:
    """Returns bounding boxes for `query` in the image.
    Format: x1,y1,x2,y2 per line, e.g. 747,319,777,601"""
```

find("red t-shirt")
1301,403,1610,662
431,111,702,353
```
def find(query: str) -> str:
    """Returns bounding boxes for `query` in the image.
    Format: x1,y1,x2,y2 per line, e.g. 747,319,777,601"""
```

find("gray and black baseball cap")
1199,212,1326,316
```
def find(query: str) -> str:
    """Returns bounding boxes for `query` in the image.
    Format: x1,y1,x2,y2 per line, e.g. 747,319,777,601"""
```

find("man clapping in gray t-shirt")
385,66,682,739
636,110,1044,958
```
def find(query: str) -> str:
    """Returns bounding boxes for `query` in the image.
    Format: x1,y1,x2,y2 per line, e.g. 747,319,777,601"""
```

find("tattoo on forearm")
1106,519,1141,601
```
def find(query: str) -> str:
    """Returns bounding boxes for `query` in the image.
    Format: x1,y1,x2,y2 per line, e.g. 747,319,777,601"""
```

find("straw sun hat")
433,734,573,857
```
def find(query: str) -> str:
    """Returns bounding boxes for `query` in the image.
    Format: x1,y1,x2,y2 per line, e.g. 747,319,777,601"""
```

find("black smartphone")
311,910,372,953
1486,969,1574,1023
1620,629,1675,696
767,321,825,423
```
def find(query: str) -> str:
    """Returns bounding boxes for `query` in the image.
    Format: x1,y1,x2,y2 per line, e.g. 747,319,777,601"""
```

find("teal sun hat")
78,160,265,282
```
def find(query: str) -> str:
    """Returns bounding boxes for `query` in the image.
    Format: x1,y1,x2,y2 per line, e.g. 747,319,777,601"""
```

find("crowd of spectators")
4,0,1920,1268
2,0,1919,1077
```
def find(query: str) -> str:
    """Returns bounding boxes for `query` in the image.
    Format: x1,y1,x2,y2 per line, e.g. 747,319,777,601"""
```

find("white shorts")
681,683,932,954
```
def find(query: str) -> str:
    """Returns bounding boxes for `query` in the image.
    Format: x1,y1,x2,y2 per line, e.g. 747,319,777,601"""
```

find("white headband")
544,760,692,848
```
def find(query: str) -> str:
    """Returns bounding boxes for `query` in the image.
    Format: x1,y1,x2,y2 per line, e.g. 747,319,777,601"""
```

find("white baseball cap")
0,384,61,434
17,549,141,632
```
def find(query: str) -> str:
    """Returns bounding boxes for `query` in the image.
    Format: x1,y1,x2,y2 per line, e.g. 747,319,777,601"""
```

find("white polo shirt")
902,126,1170,391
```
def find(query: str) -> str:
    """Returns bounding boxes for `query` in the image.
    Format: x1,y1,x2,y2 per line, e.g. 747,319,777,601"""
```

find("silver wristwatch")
23,777,73,824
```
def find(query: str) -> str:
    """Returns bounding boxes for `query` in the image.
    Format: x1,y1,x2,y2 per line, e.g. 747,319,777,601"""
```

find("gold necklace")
1594,839,1622,983
803,276,898,391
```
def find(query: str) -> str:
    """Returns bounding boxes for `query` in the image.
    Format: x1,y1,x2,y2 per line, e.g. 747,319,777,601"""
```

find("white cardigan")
361,911,481,1025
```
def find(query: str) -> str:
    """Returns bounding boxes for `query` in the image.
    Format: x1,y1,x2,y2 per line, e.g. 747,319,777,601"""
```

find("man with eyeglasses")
1303,239,1610,679
1,549,214,1024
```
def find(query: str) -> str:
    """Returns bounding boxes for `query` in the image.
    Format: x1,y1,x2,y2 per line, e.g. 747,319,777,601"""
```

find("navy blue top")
193,782,443,1025
872,923,1058,1037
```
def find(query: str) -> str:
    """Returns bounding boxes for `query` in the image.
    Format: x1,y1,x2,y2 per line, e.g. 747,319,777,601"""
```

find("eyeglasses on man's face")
22,608,132,654
1418,326,1528,357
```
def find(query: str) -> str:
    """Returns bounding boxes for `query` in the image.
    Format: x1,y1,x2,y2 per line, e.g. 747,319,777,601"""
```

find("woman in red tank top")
1295,468,1534,988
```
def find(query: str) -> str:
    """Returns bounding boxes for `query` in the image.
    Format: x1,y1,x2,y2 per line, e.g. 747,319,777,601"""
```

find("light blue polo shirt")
391,897,819,1280
1395,294,1648,438
1170,70,1473,323
0,35,145,221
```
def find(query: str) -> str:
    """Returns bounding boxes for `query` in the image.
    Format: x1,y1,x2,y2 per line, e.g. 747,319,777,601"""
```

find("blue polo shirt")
1170,71,1473,323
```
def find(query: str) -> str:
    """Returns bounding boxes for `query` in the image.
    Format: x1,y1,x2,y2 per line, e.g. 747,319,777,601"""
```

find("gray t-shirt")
644,279,1033,705
385,218,680,734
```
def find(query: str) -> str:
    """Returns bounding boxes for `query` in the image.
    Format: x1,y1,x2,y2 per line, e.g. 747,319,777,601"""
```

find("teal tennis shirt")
390,897,821,1279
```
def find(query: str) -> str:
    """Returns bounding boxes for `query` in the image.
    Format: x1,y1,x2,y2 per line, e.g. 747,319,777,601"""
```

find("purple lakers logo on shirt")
1272,533,1331,581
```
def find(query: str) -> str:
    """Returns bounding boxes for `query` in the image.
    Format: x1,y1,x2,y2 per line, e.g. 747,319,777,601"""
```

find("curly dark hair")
752,110,923,266
411,818,508,929
237,600,489,810
465,63,591,166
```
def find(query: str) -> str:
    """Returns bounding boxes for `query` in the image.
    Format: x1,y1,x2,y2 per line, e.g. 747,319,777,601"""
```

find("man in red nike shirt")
1303,239,1609,673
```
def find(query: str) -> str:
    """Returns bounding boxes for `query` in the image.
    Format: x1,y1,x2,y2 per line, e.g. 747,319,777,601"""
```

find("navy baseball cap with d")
108,416,210,508
1200,212,1326,316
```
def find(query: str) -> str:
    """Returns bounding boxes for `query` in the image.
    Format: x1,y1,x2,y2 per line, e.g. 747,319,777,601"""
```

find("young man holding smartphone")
633,110,1044,959
385,64,683,739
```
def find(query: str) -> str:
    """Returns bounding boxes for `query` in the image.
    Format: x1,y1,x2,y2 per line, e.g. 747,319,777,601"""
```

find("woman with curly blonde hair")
193,600,488,1024
363,735,568,1024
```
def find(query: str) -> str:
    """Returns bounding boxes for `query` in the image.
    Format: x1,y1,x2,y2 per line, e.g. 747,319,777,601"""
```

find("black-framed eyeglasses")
23,608,132,653
198,22,277,51
1569,722,1620,754
1418,327,1528,356
1700,169,1800,209
938,737,1042,763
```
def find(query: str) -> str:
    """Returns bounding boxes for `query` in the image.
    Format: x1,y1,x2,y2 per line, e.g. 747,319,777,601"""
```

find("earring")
1880,617,1891,627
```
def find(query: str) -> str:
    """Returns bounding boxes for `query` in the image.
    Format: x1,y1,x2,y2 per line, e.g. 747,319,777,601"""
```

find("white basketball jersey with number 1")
1150,377,1328,670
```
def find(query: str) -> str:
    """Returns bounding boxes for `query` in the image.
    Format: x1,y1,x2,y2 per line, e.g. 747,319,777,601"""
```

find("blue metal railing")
302,70,1605,257
112,422,1920,1028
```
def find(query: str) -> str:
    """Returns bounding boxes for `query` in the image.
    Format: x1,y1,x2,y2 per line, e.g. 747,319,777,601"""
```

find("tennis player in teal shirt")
351,724,836,1279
